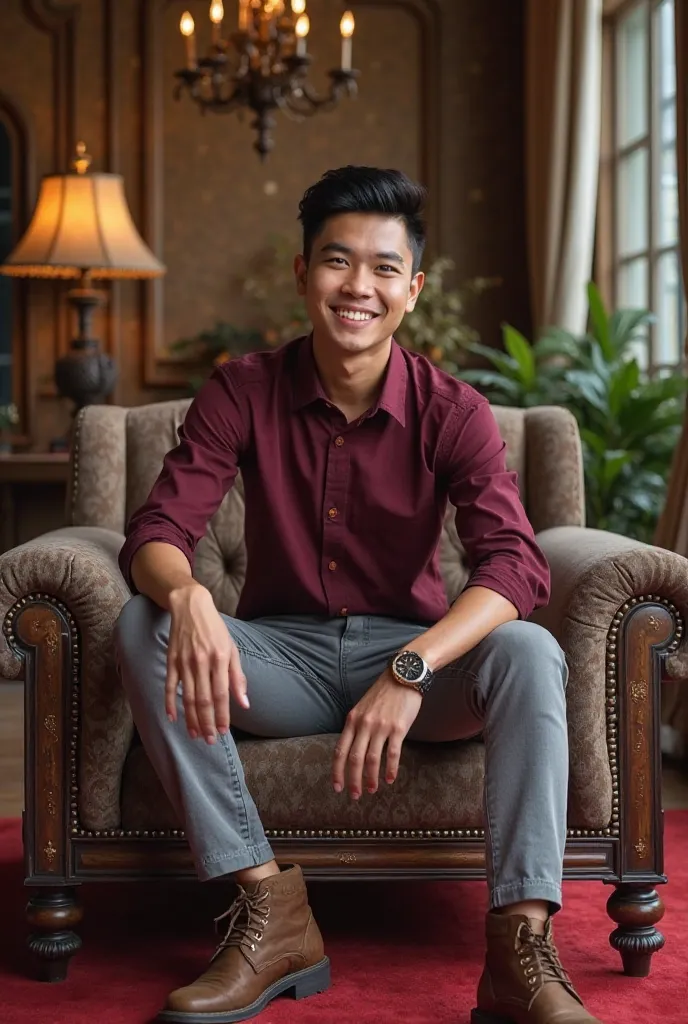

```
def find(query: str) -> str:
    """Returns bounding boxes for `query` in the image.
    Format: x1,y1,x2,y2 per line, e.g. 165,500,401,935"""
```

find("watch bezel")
390,650,434,694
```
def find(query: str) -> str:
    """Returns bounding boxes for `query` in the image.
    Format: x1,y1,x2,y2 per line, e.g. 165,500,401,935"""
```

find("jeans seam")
201,841,273,868
218,732,252,844
232,640,343,706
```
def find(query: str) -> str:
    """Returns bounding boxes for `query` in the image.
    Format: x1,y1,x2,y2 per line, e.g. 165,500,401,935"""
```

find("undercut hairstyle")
297,165,427,275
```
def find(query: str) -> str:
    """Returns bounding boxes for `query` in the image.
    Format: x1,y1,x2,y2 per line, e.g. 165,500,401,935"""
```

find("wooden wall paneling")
103,0,121,387
21,0,82,404
139,0,444,388
0,89,35,445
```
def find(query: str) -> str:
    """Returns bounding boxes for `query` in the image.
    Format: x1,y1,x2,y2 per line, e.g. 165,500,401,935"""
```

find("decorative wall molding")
0,91,35,443
139,0,444,387
21,0,82,398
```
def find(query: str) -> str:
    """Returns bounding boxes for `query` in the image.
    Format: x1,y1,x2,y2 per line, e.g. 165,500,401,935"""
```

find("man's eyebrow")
319,242,406,264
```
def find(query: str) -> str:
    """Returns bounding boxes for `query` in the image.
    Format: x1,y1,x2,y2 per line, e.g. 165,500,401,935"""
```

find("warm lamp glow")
0,172,165,279
291,0,306,16
209,0,224,23
295,13,309,37
340,11,354,38
180,11,195,36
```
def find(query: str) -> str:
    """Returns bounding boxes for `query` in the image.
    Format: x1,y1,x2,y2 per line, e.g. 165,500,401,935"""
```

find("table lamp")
0,142,165,416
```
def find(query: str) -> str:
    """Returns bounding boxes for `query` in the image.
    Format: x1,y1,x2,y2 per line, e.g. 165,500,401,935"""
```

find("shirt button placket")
322,430,349,616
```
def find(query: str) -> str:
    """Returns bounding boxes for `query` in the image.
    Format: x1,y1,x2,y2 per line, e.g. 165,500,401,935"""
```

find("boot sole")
471,1011,514,1024
156,957,331,1023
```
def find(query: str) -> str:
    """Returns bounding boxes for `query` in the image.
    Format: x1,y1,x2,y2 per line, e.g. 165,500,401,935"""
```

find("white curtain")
526,0,603,335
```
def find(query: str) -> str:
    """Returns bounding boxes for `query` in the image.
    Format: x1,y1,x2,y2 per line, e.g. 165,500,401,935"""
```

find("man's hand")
332,670,423,799
165,583,249,744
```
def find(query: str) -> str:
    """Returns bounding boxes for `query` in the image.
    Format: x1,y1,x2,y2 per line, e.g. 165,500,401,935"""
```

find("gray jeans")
114,596,568,910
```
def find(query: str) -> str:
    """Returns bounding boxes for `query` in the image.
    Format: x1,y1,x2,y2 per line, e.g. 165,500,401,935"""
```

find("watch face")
394,651,425,683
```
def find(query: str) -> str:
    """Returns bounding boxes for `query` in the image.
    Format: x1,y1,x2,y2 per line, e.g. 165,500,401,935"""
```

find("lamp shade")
0,172,165,279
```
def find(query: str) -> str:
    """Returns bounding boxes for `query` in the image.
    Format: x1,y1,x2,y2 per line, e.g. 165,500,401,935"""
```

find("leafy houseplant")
460,282,688,542
395,257,498,374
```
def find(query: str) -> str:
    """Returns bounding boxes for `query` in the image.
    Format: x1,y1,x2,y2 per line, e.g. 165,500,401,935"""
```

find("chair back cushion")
74,397,584,617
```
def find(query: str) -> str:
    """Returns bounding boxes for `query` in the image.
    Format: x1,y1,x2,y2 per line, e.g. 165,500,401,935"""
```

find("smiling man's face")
294,212,424,357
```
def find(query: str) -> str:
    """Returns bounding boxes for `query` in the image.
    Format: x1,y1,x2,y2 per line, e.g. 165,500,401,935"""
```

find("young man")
115,166,602,1024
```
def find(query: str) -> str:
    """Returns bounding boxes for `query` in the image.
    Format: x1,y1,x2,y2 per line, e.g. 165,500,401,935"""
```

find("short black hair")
298,165,427,275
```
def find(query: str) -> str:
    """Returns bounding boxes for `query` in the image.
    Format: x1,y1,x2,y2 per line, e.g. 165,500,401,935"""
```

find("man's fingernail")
206,735,215,745
333,783,342,793
189,729,198,740
351,791,360,801
367,786,375,794
218,726,228,735
167,714,174,723
386,777,395,785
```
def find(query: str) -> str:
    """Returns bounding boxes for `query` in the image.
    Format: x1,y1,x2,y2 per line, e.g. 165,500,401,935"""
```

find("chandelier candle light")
175,1,358,158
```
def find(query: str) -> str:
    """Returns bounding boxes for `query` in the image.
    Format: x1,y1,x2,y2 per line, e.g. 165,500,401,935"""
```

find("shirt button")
334,436,344,447
340,607,348,616
328,560,337,571
328,507,338,518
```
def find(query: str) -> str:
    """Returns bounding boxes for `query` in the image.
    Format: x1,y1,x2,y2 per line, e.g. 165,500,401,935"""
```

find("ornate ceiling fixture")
175,1,358,159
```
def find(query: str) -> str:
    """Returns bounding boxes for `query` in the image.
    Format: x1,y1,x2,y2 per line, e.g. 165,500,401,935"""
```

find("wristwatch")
389,650,434,696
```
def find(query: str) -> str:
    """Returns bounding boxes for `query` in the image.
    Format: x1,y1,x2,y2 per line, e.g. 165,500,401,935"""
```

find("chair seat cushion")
120,732,611,833
120,734,486,832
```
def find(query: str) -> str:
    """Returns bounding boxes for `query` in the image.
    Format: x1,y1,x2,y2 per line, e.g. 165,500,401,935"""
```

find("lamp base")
54,340,118,414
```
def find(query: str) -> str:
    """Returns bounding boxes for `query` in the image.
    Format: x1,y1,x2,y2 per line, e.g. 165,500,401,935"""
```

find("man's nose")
341,266,374,296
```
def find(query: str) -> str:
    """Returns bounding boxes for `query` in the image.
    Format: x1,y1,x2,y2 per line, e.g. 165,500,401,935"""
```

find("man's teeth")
335,309,375,321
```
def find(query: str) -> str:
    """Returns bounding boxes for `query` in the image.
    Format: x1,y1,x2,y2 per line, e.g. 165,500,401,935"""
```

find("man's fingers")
180,669,200,738
192,655,216,743
228,649,250,710
385,729,404,785
332,720,356,793
165,649,179,722
345,728,371,800
363,732,386,795
211,656,231,735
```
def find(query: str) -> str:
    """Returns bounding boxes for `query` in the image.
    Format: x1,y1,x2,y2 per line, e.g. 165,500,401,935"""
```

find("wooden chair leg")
606,883,665,977
26,887,83,982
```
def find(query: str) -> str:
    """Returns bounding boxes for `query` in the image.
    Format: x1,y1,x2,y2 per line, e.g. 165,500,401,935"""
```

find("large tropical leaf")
587,282,614,361
502,325,535,386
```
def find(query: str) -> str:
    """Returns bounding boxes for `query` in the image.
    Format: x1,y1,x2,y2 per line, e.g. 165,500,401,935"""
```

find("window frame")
599,0,685,373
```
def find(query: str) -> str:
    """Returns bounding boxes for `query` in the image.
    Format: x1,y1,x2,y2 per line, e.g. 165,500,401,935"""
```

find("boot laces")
515,921,578,1008
211,887,271,962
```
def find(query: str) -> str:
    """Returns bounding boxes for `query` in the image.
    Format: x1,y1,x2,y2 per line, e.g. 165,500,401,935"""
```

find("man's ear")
405,271,425,313
294,254,308,297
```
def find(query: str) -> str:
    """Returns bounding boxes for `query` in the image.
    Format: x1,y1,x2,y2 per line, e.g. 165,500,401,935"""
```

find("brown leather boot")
471,913,603,1024
158,864,330,1023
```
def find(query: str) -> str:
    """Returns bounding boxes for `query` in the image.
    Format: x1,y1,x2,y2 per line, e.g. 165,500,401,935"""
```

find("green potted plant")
395,256,499,374
460,282,688,542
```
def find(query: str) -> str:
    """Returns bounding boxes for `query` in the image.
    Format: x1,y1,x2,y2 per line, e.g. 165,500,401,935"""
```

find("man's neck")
312,333,393,422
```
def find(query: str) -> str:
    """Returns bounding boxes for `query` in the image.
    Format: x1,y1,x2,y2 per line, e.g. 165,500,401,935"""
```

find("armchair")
1,399,686,983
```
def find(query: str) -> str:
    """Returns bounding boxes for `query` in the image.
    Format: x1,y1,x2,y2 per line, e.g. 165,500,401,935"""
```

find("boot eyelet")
251,943,256,951
528,977,537,985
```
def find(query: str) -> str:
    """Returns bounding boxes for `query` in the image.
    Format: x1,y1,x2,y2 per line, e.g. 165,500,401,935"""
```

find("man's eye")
378,265,398,273
327,257,347,265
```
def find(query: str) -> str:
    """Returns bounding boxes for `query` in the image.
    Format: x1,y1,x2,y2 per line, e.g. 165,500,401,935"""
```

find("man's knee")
114,593,171,680
485,620,567,695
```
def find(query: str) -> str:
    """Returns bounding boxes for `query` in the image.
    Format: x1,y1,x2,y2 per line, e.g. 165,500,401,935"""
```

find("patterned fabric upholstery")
50,398,611,831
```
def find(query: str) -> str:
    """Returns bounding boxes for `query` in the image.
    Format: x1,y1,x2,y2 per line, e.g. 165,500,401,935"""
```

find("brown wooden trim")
103,0,120,383
14,602,72,880
0,91,36,445
617,603,675,877
20,1,82,388
69,837,614,881
139,0,443,388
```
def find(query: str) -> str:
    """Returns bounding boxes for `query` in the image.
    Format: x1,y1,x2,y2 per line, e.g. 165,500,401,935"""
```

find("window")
606,0,683,371
0,120,12,404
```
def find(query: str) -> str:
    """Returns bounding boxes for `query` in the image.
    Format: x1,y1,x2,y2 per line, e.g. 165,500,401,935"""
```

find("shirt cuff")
463,567,549,621
118,530,194,594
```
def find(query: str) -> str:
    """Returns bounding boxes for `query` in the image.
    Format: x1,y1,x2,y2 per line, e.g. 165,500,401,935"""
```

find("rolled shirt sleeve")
439,397,551,619
118,367,246,592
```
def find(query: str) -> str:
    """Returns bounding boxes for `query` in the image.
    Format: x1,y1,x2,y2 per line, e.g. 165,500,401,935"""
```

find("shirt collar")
291,334,407,427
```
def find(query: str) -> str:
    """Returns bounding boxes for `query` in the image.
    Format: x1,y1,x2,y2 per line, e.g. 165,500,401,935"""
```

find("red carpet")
1,815,687,1024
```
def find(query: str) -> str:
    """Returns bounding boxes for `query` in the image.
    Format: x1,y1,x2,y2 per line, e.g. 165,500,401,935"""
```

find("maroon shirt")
119,335,550,623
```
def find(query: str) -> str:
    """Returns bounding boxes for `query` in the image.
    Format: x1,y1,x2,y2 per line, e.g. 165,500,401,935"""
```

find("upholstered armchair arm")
0,526,134,831
531,526,688,827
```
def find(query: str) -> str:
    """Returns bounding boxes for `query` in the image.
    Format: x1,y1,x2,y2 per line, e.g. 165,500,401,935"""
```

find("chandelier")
175,1,358,159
